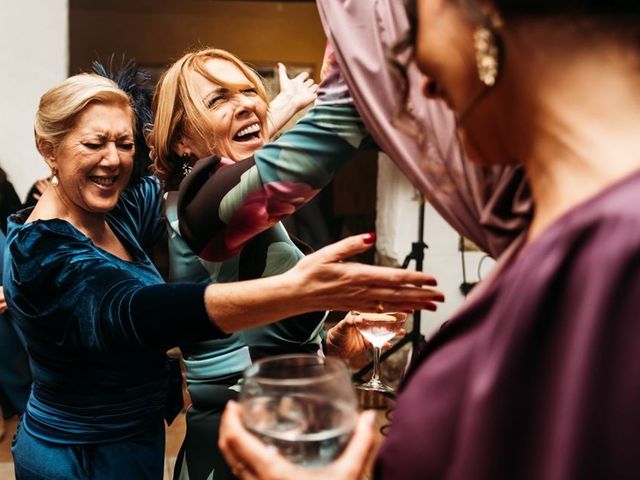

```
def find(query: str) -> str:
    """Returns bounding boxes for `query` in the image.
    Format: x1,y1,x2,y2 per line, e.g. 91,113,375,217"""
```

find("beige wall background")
69,0,326,85
1,0,69,199
1,0,326,200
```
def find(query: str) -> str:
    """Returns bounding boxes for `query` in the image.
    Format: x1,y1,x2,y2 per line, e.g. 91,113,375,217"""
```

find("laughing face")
50,102,134,216
183,57,269,162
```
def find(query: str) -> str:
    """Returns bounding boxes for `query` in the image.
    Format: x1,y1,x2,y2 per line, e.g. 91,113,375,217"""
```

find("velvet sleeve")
101,281,228,352
177,104,368,261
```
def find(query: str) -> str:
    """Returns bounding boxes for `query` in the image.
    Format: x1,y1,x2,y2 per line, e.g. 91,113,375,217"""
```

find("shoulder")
494,174,640,314
7,217,90,261
177,155,234,207
4,217,94,304
527,173,640,273
116,176,162,215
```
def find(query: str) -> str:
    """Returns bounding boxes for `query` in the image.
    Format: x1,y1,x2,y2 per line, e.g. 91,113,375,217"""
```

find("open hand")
290,233,445,314
277,63,318,112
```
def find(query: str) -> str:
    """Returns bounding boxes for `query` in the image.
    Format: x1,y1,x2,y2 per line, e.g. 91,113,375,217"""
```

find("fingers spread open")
307,234,375,264
343,262,439,287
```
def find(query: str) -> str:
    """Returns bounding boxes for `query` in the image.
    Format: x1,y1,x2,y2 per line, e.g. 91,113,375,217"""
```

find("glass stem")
371,346,382,382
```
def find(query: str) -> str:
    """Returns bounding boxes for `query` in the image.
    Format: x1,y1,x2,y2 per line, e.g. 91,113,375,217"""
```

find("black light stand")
353,199,429,389
459,236,477,296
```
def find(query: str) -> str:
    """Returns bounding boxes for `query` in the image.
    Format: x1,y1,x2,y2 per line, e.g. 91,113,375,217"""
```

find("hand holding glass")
239,354,358,468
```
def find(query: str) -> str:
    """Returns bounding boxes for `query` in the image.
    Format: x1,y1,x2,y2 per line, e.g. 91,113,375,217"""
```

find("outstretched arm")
204,234,443,333
100,234,443,351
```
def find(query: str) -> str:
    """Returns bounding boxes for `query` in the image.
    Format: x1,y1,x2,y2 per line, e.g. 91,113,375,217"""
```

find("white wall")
0,0,69,199
376,154,495,338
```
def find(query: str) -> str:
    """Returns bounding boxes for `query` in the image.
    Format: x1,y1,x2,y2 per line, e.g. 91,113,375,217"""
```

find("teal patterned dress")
166,100,368,479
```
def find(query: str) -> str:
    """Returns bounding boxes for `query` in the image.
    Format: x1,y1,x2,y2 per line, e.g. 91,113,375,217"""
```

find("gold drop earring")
473,26,499,86
50,166,59,187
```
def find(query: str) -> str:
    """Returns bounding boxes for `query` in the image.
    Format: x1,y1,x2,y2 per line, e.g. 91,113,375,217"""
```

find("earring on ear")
473,26,500,87
181,153,192,178
50,167,59,187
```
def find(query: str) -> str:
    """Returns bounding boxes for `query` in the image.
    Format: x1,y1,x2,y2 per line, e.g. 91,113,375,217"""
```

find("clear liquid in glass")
358,317,403,348
356,313,404,393
244,393,356,467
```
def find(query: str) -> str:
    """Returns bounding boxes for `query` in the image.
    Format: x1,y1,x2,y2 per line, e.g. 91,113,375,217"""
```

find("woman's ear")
37,138,56,168
172,135,191,158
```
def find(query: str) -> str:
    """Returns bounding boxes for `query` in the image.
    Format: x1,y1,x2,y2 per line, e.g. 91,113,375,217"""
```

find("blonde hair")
34,73,134,156
149,48,268,190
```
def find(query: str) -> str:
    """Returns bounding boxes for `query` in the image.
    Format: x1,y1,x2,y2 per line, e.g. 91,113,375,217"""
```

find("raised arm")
316,0,531,257
266,63,318,137
178,102,368,261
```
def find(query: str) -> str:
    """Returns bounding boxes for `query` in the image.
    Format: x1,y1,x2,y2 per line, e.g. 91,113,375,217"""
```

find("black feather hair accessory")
92,56,155,185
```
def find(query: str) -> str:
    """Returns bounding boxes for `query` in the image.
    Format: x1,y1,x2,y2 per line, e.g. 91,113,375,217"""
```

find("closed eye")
207,96,225,109
83,143,102,150
242,88,258,95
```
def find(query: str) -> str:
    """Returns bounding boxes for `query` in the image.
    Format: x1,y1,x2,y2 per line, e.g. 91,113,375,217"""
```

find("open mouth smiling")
233,122,261,142
89,175,119,187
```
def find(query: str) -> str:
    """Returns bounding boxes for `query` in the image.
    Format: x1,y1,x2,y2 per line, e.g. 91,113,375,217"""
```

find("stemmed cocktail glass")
355,312,405,393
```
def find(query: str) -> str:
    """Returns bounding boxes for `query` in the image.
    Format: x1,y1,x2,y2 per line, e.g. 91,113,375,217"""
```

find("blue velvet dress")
0,230,31,419
3,177,227,479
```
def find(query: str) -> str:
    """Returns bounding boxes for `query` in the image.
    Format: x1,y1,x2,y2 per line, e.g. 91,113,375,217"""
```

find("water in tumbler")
244,393,356,468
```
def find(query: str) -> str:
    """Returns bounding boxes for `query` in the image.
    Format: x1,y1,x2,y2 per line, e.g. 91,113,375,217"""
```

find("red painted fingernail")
363,232,376,244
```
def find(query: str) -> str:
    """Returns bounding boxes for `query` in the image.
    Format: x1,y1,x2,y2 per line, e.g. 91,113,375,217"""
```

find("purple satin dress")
375,171,640,479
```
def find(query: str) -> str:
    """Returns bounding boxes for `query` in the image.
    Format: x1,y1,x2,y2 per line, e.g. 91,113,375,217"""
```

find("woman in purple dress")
217,0,640,478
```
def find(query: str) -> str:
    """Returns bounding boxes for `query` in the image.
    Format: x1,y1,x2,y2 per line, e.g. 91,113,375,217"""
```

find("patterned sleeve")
178,103,368,261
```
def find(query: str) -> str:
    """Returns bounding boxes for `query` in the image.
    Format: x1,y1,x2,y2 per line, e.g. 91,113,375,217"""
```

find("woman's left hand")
326,311,407,359
219,400,377,480
276,62,318,112
266,63,319,137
